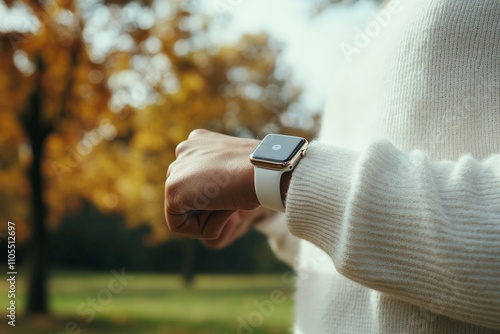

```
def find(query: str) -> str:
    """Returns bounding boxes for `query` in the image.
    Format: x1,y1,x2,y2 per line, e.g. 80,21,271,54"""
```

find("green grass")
0,271,294,333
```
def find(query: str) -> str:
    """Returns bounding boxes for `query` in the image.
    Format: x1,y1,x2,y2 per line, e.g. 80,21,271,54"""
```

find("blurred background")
0,0,379,333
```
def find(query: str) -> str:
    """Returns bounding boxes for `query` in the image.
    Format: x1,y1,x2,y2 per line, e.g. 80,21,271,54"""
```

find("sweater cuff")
285,141,359,253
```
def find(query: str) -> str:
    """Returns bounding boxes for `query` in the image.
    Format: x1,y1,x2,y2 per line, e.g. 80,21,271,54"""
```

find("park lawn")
0,271,294,334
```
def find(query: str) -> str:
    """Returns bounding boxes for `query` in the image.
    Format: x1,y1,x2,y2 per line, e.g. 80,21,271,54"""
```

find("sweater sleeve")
254,213,301,268
286,140,500,330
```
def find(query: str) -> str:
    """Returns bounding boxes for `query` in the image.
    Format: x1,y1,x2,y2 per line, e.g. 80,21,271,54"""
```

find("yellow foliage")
182,71,206,93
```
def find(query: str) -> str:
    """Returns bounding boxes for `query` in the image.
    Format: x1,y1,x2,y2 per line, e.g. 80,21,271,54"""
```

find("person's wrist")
280,172,292,207
249,134,307,212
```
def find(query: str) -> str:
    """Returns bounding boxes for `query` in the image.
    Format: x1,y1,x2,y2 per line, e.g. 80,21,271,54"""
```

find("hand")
201,208,275,249
165,129,260,239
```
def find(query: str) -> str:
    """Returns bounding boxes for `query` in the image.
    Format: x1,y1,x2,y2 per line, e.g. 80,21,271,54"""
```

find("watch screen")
251,134,306,163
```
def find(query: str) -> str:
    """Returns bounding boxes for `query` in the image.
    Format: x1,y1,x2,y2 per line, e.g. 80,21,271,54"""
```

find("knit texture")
265,0,500,333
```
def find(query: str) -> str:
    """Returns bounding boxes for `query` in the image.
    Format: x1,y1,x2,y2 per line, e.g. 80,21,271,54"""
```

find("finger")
199,210,235,239
166,209,234,239
202,214,241,249
232,216,252,239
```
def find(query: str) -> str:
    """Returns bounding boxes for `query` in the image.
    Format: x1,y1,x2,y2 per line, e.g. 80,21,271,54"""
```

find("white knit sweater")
258,0,500,333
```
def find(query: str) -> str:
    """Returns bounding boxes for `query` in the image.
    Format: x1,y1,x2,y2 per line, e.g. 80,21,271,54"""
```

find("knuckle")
174,140,188,157
166,161,174,178
165,177,180,204
188,128,209,139
165,179,183,219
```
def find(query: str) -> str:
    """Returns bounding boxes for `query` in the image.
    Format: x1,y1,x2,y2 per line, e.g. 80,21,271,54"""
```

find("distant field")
0,271,294,334
0,272,292,334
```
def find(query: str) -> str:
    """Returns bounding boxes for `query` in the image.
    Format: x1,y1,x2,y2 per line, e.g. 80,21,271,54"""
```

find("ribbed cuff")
285,141,359,253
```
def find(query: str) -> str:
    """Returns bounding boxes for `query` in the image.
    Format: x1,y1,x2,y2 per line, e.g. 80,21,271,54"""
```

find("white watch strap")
254,167,286,212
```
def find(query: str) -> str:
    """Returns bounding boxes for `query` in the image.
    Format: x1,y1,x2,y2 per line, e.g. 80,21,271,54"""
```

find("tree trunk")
23,59,51,315
181,239,197,289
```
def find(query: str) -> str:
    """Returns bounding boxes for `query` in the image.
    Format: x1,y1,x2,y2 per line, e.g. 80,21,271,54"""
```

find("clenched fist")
165,129,263,241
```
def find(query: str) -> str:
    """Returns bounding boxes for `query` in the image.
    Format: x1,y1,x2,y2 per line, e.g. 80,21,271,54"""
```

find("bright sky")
0,1,39,32
210,0,377,111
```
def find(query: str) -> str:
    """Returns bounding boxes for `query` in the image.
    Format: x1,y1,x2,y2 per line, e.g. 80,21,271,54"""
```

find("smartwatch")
249,134,308,212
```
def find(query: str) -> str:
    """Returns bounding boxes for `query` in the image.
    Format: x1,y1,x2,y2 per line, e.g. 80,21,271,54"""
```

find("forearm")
286,140,500,329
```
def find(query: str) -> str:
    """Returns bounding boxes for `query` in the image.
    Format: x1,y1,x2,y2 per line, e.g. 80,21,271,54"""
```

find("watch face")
251,134,306,163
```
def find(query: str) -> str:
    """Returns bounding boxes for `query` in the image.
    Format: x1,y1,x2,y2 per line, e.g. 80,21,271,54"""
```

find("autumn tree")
0,0,318,315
